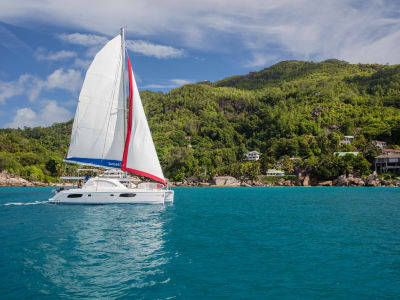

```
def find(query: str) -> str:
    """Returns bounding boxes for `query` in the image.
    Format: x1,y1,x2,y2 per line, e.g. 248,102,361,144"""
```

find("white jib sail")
66,34,125,168
121,58,166,184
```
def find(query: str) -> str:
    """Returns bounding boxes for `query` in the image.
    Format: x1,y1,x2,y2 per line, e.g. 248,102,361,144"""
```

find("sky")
0,0,400,128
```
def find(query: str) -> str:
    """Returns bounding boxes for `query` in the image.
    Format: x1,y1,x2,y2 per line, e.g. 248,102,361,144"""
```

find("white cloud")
0,22,31,52
63,99,77,107
170,79,192,85
143,78,193,89
7,107,36,127
58,33,108,46
143,84,175,89
84,44,104,57
45,68,82,92
245,53,277,68
0,74,32,102
58,32,184,59
58,33,108,57
35,48,76,61
336,27,400,64
73,58,92,69
126,40,184,59
1,0,400,64
6,100,73,128
0,68,82,103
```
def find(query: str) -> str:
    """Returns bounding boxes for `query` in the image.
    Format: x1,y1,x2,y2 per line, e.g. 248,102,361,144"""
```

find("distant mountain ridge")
215,59,388,88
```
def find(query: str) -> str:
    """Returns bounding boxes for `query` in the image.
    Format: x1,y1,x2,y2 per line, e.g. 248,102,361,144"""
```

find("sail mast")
121,27,127,140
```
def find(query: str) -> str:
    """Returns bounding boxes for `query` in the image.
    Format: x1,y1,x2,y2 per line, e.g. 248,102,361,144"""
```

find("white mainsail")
121,58,166,185
66,35,125,168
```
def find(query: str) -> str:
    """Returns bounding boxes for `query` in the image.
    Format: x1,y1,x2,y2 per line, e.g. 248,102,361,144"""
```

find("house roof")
376,154,400,159
246,151,260,155
334,152,359,156
266,169,284,173
382,148,400,152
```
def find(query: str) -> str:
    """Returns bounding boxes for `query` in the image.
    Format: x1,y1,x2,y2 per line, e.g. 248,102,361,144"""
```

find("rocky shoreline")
0,171,60,187
170,173,400,187
1,171,399,188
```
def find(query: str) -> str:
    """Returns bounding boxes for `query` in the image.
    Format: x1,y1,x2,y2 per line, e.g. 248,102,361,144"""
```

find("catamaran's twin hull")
49,189,174,204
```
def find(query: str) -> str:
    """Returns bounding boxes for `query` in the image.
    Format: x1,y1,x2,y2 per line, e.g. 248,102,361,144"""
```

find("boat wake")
3,201,49,206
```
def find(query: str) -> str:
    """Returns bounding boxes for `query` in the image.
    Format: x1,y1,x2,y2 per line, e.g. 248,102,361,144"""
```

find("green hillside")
1,60,400,182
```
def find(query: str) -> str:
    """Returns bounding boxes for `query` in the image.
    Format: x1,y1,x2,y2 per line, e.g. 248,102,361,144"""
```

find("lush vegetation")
0,121,72,182
1,59,400,182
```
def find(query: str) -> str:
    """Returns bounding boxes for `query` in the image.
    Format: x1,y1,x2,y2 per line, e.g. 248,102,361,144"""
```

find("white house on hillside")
334,152,359,157
266,169,285,176
339,136,354,145
244,151,260,161
382,149,400,155
373,140,387,149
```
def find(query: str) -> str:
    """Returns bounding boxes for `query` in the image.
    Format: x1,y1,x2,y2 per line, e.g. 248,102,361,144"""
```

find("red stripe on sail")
121,56,166,186
123,167,166,186
121,57,134,170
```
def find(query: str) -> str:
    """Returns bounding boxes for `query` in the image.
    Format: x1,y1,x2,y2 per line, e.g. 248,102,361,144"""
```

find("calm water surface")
0,187,399,299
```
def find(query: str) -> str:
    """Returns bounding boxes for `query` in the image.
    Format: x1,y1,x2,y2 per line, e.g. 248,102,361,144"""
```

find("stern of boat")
165,190,174,202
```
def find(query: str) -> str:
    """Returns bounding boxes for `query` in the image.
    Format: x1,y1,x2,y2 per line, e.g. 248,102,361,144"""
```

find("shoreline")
170,185,399,188
169,173,400,188
0,184,400,189
168,184,400,188
1,171,399,188
0,183,67,188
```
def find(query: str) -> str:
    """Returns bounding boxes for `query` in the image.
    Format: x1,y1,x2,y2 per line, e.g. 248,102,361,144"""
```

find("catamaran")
49,28,174,204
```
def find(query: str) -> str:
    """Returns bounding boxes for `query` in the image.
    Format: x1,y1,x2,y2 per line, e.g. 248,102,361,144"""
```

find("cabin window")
67,194,83,198
119,193,136,197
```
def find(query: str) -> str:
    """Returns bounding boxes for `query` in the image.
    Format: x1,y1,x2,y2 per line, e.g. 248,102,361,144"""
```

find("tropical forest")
1,59,400,184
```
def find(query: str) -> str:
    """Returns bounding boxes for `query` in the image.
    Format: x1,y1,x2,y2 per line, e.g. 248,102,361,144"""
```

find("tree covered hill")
1,60,400,182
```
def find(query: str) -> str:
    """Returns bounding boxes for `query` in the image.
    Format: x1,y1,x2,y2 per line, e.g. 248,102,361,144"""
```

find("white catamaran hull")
49,188,174,204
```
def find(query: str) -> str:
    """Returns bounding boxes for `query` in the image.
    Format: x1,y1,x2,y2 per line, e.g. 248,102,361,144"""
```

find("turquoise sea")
0,187,399,299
